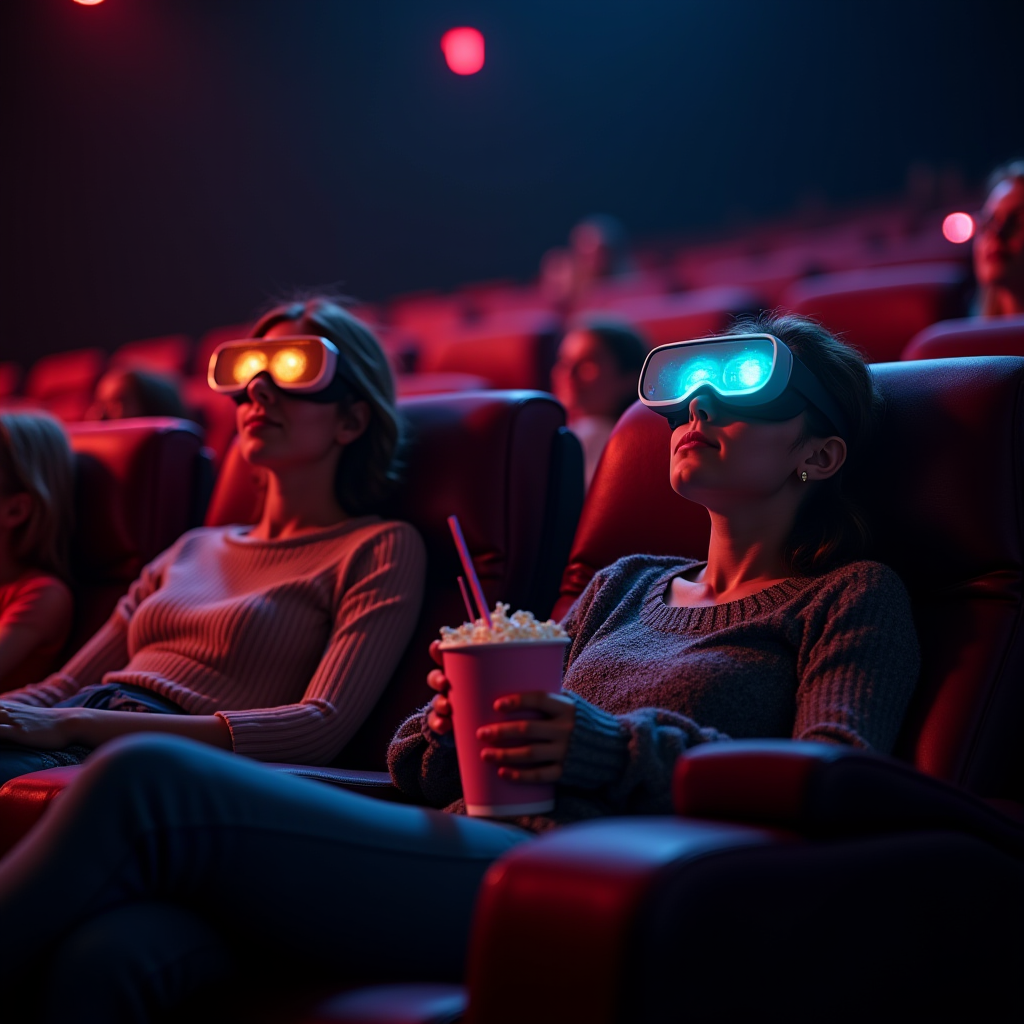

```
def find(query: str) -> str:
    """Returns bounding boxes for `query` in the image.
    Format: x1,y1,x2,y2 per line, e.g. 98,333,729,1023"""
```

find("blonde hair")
0,413,74,581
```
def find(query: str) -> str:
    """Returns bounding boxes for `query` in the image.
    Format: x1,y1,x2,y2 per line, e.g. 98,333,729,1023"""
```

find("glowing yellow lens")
270,348,308,383
232,350,268,384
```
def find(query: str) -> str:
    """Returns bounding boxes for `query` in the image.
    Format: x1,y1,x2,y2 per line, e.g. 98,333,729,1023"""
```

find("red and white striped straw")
447,515,493,628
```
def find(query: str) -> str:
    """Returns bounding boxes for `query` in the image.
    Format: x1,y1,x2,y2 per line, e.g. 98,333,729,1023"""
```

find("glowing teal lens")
643,338,777,403
722,350,773,392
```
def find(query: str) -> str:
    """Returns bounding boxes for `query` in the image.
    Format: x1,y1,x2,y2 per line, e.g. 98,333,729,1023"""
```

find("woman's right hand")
426,640,453,735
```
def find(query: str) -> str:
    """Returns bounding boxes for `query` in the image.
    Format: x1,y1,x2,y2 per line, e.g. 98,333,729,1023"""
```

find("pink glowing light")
441,28,485,75
942,212,975,244
73,0,106,5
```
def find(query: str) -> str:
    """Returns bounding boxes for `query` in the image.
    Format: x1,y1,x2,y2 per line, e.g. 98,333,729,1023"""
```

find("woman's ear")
335,400,370,447
0,493,33,530
800,436,847,482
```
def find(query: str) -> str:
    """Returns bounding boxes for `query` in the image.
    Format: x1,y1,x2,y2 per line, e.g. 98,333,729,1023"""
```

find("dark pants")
0,684,185,787
0,734,530,1023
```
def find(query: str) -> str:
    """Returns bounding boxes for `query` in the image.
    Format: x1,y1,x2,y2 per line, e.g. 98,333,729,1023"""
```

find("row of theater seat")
0,263,986,437
0,348,1022,1021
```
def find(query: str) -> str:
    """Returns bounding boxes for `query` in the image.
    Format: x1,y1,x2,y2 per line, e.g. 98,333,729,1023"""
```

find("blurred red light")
441,28,485,75
73,0,106,5
942,212,975,244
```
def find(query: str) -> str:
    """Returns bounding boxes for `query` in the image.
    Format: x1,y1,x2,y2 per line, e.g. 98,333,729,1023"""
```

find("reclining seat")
204,388,583,770
459,355,1024,1024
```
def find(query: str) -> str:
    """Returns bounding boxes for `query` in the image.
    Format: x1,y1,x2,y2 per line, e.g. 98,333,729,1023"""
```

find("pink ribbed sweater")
4,517,426,764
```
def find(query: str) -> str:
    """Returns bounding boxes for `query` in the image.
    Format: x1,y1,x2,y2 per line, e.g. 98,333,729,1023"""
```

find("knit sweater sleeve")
791,561,919,753
0,544,175,707
217,522,427,764
387,707,464,808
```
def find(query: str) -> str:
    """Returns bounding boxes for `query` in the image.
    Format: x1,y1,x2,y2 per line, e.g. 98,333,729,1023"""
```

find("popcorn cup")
441,638,570,818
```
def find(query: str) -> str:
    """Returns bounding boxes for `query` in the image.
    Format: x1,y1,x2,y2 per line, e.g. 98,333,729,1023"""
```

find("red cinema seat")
23,348,107,422
416,313,562,390
63,418,213,653
204,389,583,770
580,286,761,348
782,261,970,362
460,356,1024,1024
180,376,238,469
902,314,1024,360
109,334,193,376
395,372,492,396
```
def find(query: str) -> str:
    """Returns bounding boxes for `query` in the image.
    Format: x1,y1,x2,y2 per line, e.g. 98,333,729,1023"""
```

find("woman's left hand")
477,692,576,784
0,703,77,749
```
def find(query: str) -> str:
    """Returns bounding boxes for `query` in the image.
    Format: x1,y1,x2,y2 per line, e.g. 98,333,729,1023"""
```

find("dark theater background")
0,0,1022,358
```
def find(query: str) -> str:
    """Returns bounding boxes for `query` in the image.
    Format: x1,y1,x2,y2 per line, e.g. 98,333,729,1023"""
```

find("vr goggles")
637,333,850,437
208,335,353,404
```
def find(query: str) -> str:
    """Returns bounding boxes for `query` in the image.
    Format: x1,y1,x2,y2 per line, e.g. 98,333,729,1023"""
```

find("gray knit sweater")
387,555,920,831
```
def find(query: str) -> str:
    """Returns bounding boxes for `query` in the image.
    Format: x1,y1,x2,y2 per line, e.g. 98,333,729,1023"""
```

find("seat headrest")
207,390,568,607
68,418,206,581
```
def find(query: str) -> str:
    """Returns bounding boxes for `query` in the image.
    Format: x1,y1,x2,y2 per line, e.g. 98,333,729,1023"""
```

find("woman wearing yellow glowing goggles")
208,335,355,403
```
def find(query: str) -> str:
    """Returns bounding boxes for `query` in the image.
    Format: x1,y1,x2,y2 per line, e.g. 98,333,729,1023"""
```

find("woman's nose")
246,372,276,406
687,392,715,423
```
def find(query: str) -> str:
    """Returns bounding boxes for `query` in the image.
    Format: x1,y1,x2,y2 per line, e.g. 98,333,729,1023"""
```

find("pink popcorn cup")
441,638,571,818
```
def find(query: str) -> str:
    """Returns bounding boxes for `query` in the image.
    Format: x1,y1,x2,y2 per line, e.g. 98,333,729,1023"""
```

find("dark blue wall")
1,0,1021,357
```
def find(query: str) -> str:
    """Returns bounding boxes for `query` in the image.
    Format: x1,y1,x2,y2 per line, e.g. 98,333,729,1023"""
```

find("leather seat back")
903,314,1024,361
556,357,1024,799
782,262,970,362
66,418,211,654
206,390,583,768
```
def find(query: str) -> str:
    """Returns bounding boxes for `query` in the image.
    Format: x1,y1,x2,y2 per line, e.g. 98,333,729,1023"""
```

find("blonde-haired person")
0,413,74,693
0,298,425,785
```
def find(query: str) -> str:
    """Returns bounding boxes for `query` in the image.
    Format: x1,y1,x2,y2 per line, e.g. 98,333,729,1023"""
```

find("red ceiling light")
73,0,106,5
942,212,975,244
441,27,485,75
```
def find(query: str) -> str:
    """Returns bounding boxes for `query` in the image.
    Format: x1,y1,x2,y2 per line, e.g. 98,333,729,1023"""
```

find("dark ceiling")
1,0,1022,357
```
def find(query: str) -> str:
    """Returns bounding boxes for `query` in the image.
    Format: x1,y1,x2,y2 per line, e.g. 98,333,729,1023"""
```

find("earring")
800,471,808,483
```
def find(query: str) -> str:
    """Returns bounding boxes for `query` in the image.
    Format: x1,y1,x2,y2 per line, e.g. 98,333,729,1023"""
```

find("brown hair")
727,312,882,574
251,297,403,515
0,412,74,581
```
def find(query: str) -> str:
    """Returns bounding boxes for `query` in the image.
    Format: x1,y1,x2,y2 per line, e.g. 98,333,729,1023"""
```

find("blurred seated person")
551,319,649,486
540,213,632,309
0,298,426,785
975,160,1024,317
85,367,188,422
0,414,74,694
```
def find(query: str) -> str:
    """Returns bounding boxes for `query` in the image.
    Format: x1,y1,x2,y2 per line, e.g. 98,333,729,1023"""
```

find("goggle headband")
208,335,356,403
637,333,851,438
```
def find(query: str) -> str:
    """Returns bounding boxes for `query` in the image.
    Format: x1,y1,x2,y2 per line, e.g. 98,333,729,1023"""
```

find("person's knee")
70,734,226,813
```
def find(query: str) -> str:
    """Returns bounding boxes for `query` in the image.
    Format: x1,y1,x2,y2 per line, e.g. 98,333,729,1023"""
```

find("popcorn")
439,602,569,646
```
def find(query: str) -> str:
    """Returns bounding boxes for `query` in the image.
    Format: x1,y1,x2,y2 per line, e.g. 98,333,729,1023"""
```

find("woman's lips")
674,430,717,452
243,414,279,431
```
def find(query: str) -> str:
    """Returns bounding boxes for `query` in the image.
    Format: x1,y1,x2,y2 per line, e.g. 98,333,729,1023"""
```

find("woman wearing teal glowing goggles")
639,332,852,437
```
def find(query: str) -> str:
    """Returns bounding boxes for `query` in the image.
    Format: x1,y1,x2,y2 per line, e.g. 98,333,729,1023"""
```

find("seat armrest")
0,765,87,856
673,740,1024,856
464,817,785,1024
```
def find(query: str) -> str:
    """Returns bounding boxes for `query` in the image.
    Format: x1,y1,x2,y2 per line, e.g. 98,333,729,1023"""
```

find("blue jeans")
0,684,185,788
0,734,530,1023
